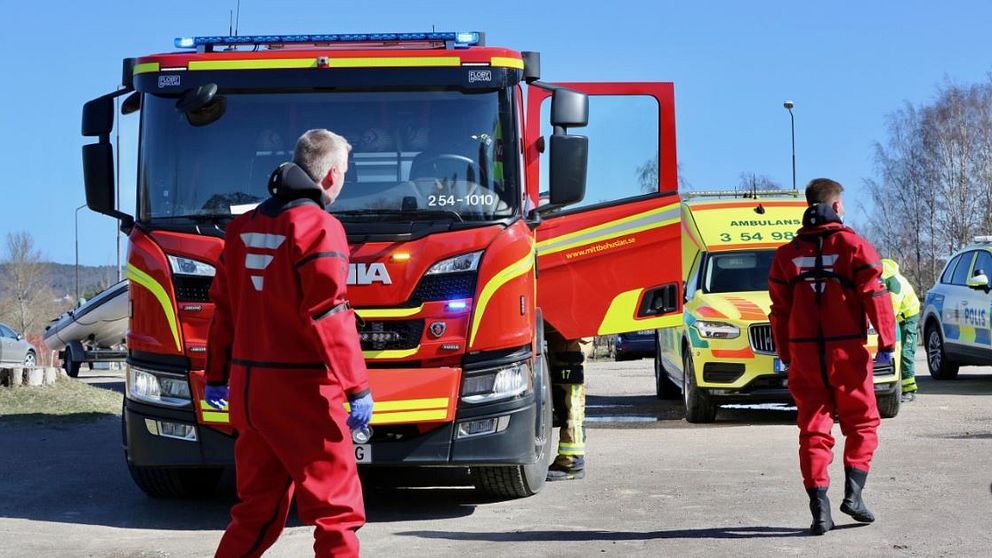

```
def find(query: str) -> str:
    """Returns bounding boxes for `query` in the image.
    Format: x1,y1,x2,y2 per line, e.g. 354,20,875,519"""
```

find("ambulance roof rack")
973,235,992,244
174,32,484,53
682,189,801,200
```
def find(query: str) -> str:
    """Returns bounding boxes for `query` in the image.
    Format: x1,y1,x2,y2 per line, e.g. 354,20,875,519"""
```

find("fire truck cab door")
526,82,682,340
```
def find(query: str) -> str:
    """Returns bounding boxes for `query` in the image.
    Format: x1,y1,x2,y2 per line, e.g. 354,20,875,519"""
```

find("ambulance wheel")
877,383,901,419
683,352,717,423
126,462,223,499
472,347,553,499
654,336,679,400
925,322,959,380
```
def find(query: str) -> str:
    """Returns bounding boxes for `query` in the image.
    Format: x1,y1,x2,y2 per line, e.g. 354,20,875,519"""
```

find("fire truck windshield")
138,89,519,223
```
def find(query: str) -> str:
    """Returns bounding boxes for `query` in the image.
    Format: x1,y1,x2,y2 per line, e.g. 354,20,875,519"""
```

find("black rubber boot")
547,456,585,481
807,487,834,536
840,467,875,523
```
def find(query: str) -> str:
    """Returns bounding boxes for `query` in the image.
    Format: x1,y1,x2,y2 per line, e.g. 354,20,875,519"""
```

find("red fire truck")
81,31,682,499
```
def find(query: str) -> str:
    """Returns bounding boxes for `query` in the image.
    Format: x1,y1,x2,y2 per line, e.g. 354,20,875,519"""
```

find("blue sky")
3,0,991,265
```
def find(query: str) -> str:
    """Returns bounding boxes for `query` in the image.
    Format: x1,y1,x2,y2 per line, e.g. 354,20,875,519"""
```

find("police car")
921,237,992,379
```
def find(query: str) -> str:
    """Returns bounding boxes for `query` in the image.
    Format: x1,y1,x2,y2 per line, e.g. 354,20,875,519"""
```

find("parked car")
0,323,38,368
615,330,656,361
921,237,992,379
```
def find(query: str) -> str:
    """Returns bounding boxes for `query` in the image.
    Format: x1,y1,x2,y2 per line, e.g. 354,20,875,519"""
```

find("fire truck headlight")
167,255,216,277
127,366,192,408
426,251,483,275
692,321,741,339
461,361,531,404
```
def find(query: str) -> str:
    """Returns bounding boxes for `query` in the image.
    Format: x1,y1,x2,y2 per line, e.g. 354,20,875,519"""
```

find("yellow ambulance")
655,192,902,422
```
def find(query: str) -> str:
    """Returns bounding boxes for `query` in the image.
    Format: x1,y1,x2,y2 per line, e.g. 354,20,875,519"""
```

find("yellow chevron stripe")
362,347,420,360
545,218,680,256
127,265,182,352
356,305,424,319
536,203,679,248
372,409,449,424
597,288,683,335
329,56,461,68
189,58,318,71
490,56,524,69
133,62,160,75
344,397,449,413
469,247,535,347
202,411,230,423
199,400,228,411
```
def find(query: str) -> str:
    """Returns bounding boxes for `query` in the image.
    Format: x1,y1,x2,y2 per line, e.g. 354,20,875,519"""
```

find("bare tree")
737,172,783,191
638,155,691,193
866,78,992,293
0,232,62,337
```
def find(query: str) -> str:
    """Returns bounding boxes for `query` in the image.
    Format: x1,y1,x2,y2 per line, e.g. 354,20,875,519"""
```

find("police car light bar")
174,32,482,50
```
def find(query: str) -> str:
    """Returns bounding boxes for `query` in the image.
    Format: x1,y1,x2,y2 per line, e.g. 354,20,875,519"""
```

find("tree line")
865,78,992,293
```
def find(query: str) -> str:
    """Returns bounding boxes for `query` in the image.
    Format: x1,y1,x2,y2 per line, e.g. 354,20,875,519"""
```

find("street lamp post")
75,204,87,304
783,100,796,190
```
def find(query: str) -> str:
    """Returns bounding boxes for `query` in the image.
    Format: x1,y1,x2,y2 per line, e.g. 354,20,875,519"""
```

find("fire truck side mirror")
82,96,114,137
82,144,113,214
550,88,588,128
82,91,134,231
548,134,588,207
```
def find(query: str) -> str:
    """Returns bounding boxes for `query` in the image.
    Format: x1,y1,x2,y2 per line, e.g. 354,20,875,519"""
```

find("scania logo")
429,321,447,338
348,263,392,285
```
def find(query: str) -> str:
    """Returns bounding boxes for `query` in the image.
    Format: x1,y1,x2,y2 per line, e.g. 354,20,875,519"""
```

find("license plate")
354,444,371,464
774,358,788,374
637,330,654,335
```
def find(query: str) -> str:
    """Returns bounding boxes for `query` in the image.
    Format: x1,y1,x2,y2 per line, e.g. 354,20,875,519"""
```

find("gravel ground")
0,353,989,557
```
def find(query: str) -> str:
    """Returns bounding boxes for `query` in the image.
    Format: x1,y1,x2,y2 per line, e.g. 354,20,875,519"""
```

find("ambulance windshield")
703,250,776,293
139,89,519,223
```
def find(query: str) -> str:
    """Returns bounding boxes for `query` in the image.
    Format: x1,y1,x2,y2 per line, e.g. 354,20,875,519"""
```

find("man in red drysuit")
768,178,896,536
205,129,373,557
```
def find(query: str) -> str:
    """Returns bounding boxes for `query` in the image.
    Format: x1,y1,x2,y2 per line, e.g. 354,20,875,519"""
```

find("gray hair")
294,129,352,182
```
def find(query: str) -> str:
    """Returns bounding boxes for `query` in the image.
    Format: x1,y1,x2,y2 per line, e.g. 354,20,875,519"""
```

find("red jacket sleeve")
206,245,234,386
295,211,370,398
851,237,897,351
768,248,794,364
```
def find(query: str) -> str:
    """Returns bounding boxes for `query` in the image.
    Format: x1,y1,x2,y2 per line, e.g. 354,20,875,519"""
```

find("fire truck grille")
358,319,425,351
173,276,213,303
749,323,775,355
409,271,477,304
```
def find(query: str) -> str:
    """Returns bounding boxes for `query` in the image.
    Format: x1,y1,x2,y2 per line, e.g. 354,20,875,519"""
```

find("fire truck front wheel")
472,350,553,499
126,462,224,499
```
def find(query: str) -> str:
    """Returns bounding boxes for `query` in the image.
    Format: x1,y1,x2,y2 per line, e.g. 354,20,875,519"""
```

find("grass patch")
0,377,122,427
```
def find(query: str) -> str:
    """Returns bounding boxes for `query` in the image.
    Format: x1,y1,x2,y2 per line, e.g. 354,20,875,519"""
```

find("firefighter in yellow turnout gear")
881,259,921,401
544,324,587,481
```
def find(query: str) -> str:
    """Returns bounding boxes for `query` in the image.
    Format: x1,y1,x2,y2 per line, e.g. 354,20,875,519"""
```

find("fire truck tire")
683,352,717,423
126,462,224,499
654,335,680,400
877,383,901,419
472,348,552,499
64,344,81,378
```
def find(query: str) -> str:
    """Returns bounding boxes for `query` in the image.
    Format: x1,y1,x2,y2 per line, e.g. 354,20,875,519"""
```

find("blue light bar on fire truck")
174,32,481,50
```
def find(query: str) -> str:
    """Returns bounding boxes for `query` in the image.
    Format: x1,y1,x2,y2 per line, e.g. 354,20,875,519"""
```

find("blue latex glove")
874,350,896,366
205,384,229,410
347,392,374,431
